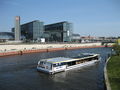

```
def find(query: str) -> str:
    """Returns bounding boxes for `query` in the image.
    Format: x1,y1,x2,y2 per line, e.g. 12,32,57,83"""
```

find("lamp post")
111,48,114,56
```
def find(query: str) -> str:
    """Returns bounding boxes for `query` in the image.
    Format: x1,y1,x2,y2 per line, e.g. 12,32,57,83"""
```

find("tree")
113,43,120,56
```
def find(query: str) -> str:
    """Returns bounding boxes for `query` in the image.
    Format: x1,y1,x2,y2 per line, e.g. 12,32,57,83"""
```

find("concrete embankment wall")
0,43,101,51
0,43,111,57
104,57,111,90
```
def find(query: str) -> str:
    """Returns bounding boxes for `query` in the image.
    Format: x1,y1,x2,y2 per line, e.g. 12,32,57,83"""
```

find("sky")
0,0,120,37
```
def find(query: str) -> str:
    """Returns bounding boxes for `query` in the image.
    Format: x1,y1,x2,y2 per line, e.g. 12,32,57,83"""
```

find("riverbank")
0,43,112,57
107,56,120,90
104,57,111,90
0,43,102,51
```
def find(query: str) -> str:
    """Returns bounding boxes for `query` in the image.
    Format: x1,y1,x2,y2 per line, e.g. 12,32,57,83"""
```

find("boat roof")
41,53,99,64
47,57,72,64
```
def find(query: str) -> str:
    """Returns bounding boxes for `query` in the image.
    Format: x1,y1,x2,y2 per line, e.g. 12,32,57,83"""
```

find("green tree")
113,43,120,56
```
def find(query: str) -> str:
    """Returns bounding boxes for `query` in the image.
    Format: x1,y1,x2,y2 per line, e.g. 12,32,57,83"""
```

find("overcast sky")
0,0,120,37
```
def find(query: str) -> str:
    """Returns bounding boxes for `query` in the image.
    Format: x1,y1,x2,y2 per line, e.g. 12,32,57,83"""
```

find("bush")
113,44,120,56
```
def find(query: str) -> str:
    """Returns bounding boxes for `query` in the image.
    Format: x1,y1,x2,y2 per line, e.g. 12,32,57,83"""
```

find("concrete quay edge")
0,45,112,57
104,57,111,90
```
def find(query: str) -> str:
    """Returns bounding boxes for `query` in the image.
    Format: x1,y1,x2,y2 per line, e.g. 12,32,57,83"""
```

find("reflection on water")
49,62,99,83
0,47,111,90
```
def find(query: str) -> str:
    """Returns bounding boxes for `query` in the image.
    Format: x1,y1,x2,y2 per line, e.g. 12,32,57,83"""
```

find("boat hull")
37,59,99,74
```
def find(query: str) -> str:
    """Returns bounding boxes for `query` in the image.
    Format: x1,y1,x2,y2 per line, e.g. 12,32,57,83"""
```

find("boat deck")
45,53,98,64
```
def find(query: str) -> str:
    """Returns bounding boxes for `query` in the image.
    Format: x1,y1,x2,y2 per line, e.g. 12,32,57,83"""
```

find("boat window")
40,61,43,65
67,61,76,66
61,62,66,65
58,63,61,66
53,64,57,67
94,56,98,60
53,63,63,67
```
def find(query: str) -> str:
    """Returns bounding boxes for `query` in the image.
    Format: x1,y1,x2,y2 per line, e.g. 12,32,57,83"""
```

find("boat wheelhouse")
37,53,100,74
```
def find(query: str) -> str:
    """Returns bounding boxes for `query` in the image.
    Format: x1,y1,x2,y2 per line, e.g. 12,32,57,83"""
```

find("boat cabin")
37,53,100,74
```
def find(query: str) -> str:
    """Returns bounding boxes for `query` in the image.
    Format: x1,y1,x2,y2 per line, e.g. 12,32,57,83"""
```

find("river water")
0,47,112,90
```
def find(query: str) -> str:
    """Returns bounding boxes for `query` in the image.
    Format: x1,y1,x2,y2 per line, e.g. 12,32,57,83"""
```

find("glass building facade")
21,20,44,41
45,21,73,42
12,20,44,41
12,20,73,42
0,32,14,41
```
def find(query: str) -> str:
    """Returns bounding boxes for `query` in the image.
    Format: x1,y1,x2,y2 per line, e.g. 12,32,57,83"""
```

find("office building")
0,32,14,42
12,20,44,41
12,19,73,42
45,21,73,42
21,20,44,41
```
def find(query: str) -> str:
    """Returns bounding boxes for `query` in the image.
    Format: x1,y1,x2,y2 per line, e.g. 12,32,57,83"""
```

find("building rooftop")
21,20,43,26
45,21,70,26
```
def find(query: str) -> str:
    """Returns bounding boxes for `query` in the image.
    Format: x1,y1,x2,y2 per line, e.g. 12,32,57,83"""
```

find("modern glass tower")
15,16,21,41
12,20,44,41
21,20,44,41
45,21,73,42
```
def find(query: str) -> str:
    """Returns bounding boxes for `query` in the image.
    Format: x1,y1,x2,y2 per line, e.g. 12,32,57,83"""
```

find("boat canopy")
42,54,99,64
46,57,72,64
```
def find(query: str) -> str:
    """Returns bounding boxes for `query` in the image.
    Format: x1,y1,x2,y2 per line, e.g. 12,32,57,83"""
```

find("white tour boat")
37,53,100,74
